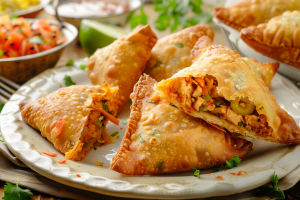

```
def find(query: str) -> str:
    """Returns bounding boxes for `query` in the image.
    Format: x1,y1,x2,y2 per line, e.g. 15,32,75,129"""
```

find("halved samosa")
20,85,119,161
110,75,252,175
155,40,300,144
241,11,300,70
144,25,214,81
213,0,300,31
190,36,279,88
87,25,158,114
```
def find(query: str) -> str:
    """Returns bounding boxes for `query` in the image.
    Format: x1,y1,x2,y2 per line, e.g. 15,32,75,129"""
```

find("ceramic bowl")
5,0,51,18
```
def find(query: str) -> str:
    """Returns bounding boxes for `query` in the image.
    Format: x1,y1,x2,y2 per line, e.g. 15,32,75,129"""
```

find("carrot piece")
202,85,208,95
243,171,248,174
149,94,160,103
99,108,119,125
216,175,224,180
58,159,66,164
43,151,58,157
207,98,214,104
230,173,236,175
237,170,243,175
94,158,103,167
76,174,81,177
56,118,65,135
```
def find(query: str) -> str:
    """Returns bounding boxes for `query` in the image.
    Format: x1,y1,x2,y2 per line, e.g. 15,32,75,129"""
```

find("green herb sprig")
191,168,200,179
64,76,76,87
66,59,74,66
3,177,33,200
221,156,242,169
0,104,4,113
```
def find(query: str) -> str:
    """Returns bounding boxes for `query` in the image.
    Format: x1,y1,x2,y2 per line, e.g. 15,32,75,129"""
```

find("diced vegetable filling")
171,75,273,136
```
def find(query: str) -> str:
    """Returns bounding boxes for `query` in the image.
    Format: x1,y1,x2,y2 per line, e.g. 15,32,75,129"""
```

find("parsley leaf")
253,172,285,199
80,64,87,70
64,76,76,87
130,7,148,29
221,156,242,169
138,134,145,143
157,161,164,170
191,168,200,179
121,119,128,125
0,104,4,113
210,169,219,173
110,131,119,137
66,59,74,66
3,177,33,200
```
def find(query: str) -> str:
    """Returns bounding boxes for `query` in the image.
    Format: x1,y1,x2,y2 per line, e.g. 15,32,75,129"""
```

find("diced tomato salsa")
0,14,66,59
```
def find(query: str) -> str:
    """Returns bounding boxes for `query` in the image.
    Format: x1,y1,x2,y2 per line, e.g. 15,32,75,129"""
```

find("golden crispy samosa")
155,41,300,144
110,75,253,175
20,85,119,161
213,0,300,31
87,25,158,115
190,36,279,88
241,11,300,70
144,25,214,81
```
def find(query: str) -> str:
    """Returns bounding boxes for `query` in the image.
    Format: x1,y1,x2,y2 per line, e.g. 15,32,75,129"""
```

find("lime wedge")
80,19,129,56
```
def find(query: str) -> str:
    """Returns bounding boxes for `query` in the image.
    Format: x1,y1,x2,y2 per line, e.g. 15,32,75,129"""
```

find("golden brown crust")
155,40,300,145
241,11,300,70
144,25,214,81
110,74,252,175
213,0,300,31
19,85,118,160
87,25,158,114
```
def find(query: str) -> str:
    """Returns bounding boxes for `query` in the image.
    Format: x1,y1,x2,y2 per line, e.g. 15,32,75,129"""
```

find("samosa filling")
171,75,273,136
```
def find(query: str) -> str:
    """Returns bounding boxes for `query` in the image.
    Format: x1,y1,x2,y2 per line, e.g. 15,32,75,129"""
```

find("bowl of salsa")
45,0,143,29
0,15,78,83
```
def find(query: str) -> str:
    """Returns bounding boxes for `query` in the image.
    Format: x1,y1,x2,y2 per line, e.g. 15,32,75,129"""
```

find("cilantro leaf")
191,168,200,179
3,178,33,200
221,156,242,169
10,14,18,20
0,104,4,113
64,76,76,87
80,64,87,70
210,169,219,173
130,7,148,29
66,59,74,66
253,172,285,199
121,119,128,125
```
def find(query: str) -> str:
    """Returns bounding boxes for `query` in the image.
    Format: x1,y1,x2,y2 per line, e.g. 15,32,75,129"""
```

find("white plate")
213,0,300,81
1,58,300,199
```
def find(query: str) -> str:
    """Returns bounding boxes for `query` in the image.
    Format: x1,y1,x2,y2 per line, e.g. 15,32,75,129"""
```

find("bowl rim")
7,0,51,16
0,19,78,62
51,0,144,19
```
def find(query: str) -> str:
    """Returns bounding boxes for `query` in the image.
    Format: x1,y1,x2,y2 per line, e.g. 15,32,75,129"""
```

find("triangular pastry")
87,25,158,114
20,85,119,161
110,75,253,175
191,36,279,88
155,40,300,144
213,0,300,31
241,10,300,70
144,25,214,81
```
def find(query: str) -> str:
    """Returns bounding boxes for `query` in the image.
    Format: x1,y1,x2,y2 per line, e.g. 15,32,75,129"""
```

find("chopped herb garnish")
153,61,162,68
221,156,242,169
157,161,164,170
110,131,119,137
213,99,224,107
64,76,76,86
250,129,253,132
121,119,128,125
94,147,97,150
66,59,74,66
258,119,261,122
3,177,33,200
10,14,19,20
101,101,108,112
28,36,44,44
146,100,159,105
191,168,200,179
138,134,145,143
229,75,232,78
253,172,285,199
238,122,246,127
242,60,247,64
210,169,219,173
0,140,4,142
0,50,3,57
175,43,184,48
80,64,87,70
200,105,207,111
202,94,211,101
152,131,160,136
0,104,4,113
169,103,176,107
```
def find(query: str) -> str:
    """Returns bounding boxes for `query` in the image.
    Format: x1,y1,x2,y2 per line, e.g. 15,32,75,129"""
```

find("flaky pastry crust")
87,25,157,114
241,10,300,70
110,75,252,175
144,25,214,81
213,0,300,31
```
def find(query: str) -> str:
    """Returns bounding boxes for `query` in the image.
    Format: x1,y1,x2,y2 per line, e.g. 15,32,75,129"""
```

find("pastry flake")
110,74,252,175
87,25,158,114
213,0,300,31
144,25,214,81
19,84,119,161
155,39,300,144
241,10,300,70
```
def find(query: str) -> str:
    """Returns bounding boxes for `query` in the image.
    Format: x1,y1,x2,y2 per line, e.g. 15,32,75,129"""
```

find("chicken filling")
171,75,273,136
